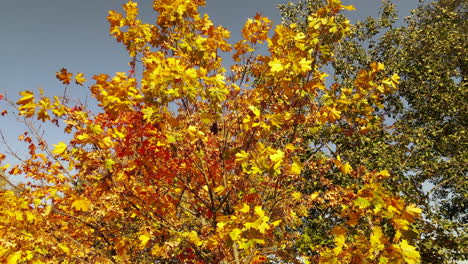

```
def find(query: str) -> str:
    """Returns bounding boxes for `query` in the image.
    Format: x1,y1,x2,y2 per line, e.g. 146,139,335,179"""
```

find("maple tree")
0,0,423,263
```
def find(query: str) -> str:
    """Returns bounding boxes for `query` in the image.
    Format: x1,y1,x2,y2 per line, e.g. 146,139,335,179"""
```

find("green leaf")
354,197,371,209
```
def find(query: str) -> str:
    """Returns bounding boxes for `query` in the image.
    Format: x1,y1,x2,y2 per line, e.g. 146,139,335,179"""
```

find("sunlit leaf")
139,234,150,247
399,240,421,264
52,142,67,155
75,72,87,85
71,199,92,212
6,251,21,264
269,58,284,72
341,5,356,11
229,228,242,241
354,197,371,209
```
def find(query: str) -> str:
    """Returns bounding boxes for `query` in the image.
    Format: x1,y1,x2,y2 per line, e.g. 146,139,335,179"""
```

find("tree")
0,0,422,263
279,0,467,262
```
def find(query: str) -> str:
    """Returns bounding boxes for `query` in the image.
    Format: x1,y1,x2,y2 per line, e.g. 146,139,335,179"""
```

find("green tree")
279,0,467,262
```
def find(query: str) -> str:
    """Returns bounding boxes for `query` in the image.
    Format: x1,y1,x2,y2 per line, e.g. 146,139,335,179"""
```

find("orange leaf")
56,68,72,85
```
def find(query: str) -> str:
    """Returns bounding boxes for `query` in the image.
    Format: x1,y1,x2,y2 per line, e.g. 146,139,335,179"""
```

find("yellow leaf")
76,134,90,142
25,211,35,222
217,221,227,229
72,199,92,212
248,105,261,117
89,124,103,135
270,113,286,127
184,231,202,246
123,1,139,20
0,246,11,259
105,158,116,170
370,227,385,253
214,185,225,194
399,240,421,264
382,79,395,90
310,192,319,200
238,238,265,250
333,234,345,255
24,251,33,261
393,218,410,230
229,228,242,241
342,4,356,11
394,230,402,241
235,151,249,163
7,251,21,264
256,222,271,234
139,234,151,247
371,62,385,71
290,160,303,175
103,136,113,147
335,234,345,247
271,220,282,227
43,205,52,216
340,162,352,175
244,218,271,234
379,169,390,178
187,125,198,137
58,243,70,254
285,144,296,151
299,58,312,73
254,206,265,217
269,58,283,73
270,149,284,169
52,142,67,155
33,198,41,206
292,191,302,200
17,90,35,105
239,203,250,213
151,244,164,257
213,74,226,86
354,197,370,209
75,72,87,85
405,204,422,218
328,107,341,122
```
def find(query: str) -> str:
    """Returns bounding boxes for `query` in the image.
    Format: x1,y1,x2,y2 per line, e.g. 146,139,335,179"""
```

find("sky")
0,0,422,173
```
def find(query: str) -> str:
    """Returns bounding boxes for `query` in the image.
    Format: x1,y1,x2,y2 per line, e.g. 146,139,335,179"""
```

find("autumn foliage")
0,0,422,263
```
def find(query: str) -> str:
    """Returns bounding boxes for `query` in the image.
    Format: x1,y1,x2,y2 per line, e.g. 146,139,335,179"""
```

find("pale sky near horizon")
0,0,422,172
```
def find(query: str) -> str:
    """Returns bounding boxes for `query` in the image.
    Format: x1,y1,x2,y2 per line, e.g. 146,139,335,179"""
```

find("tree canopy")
279,0,466,262
1,0,462,263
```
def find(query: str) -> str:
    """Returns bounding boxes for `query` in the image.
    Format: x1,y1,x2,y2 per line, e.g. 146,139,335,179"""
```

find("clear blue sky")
0,0,420,167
